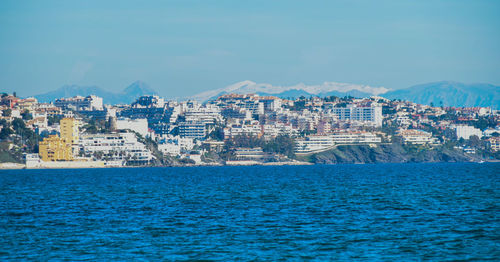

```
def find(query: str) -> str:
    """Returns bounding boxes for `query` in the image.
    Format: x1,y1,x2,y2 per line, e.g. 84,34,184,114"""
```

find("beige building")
38,135,73,161
38,118,79,161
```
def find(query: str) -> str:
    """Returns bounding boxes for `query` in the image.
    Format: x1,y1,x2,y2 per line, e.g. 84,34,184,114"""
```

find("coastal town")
0,92,498,168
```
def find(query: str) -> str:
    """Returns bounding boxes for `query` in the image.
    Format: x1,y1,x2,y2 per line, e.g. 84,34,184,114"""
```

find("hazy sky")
1,0,499,98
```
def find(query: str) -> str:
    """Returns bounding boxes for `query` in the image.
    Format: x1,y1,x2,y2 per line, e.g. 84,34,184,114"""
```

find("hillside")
297,144,480,164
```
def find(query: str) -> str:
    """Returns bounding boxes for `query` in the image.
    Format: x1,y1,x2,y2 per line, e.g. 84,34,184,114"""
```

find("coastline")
1,159,498,170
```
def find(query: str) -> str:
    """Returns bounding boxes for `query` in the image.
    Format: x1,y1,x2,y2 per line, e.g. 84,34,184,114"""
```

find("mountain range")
382,81,499,108
189,80,390,102
33,80,499,108
34,81,157,105
190,80,499,108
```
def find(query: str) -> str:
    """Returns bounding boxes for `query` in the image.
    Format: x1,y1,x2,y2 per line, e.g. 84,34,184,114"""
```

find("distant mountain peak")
123,81,155,93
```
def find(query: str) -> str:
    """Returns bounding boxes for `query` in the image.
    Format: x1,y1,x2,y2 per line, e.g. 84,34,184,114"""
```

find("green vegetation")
0,118,40,163
219,134,296,160
306,144,479,164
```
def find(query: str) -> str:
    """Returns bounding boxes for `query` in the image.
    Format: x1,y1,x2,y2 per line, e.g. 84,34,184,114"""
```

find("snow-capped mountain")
190,80,389,102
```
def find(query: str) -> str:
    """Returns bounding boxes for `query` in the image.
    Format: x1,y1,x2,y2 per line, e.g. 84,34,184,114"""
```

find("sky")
1,0,499,98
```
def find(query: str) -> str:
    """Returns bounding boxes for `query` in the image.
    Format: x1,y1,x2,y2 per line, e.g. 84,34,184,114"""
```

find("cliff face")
307,144,477,164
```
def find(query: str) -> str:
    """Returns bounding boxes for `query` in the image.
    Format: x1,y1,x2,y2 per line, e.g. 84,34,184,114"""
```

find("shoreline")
0,159,498,170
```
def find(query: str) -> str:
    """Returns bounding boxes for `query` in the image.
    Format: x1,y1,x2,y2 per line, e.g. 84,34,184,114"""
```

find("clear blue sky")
1,0,499,98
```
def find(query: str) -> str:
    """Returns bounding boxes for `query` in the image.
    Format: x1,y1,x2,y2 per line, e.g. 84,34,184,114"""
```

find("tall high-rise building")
60,118,79,144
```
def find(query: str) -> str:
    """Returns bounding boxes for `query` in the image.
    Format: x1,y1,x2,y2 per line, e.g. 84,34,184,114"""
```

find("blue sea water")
0,163,498,260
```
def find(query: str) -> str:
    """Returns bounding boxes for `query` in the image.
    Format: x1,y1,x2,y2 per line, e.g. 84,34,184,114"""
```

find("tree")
21,110,33,120
47,115,63,126
0,126,13,139
262,135,295,158
208,126,225,141
468,135,481,148
2,109,11,117
11,118,26,132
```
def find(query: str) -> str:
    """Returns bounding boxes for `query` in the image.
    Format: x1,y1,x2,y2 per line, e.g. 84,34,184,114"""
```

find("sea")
0,163,498,260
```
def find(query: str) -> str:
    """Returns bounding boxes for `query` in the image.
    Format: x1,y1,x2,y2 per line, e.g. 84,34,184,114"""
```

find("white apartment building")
295,135,334,153
224,123,262,139
157,143,181,156
55,95,103,111
332,132,381,144
261,123,296,139
179,121,206,139
295,131,382,153
454,125,483,139
257,96,282,112
326,104,383,127
157,136,195,156
79,132,153,164
184,104,222,125
115,118,149,137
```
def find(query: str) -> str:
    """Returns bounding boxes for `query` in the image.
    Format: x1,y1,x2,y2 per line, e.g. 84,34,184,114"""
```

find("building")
257,96,282,112
488,137,500,151
116,118,149,137
38,135,73,161
234,147,267,161
184,104,222,125
60,118,79,144
132,95,165,108
54,95,103,111
295,135,335,153
38,117,79,161
454,125,483,139
79,132,153,165
295,131,382,153
326,104,383,127
16,97,38,112
224,123,262,139
157,136,195,156
179,121,206,139
397,129,436,145
331,132,381,144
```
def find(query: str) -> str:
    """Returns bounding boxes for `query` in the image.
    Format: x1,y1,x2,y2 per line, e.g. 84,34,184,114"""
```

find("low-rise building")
38,135,73,161
397,129,436,145
331,131,381,144
79,132,153,165
295,135,335,153
224,123,262,139
234,147,267,161
488,137,500,151
157,136,195,156
55,95,103,111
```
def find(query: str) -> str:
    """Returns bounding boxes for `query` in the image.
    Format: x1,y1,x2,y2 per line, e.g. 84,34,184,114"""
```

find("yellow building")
38,118,79,161
60,118,79,144
38,135,73,161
